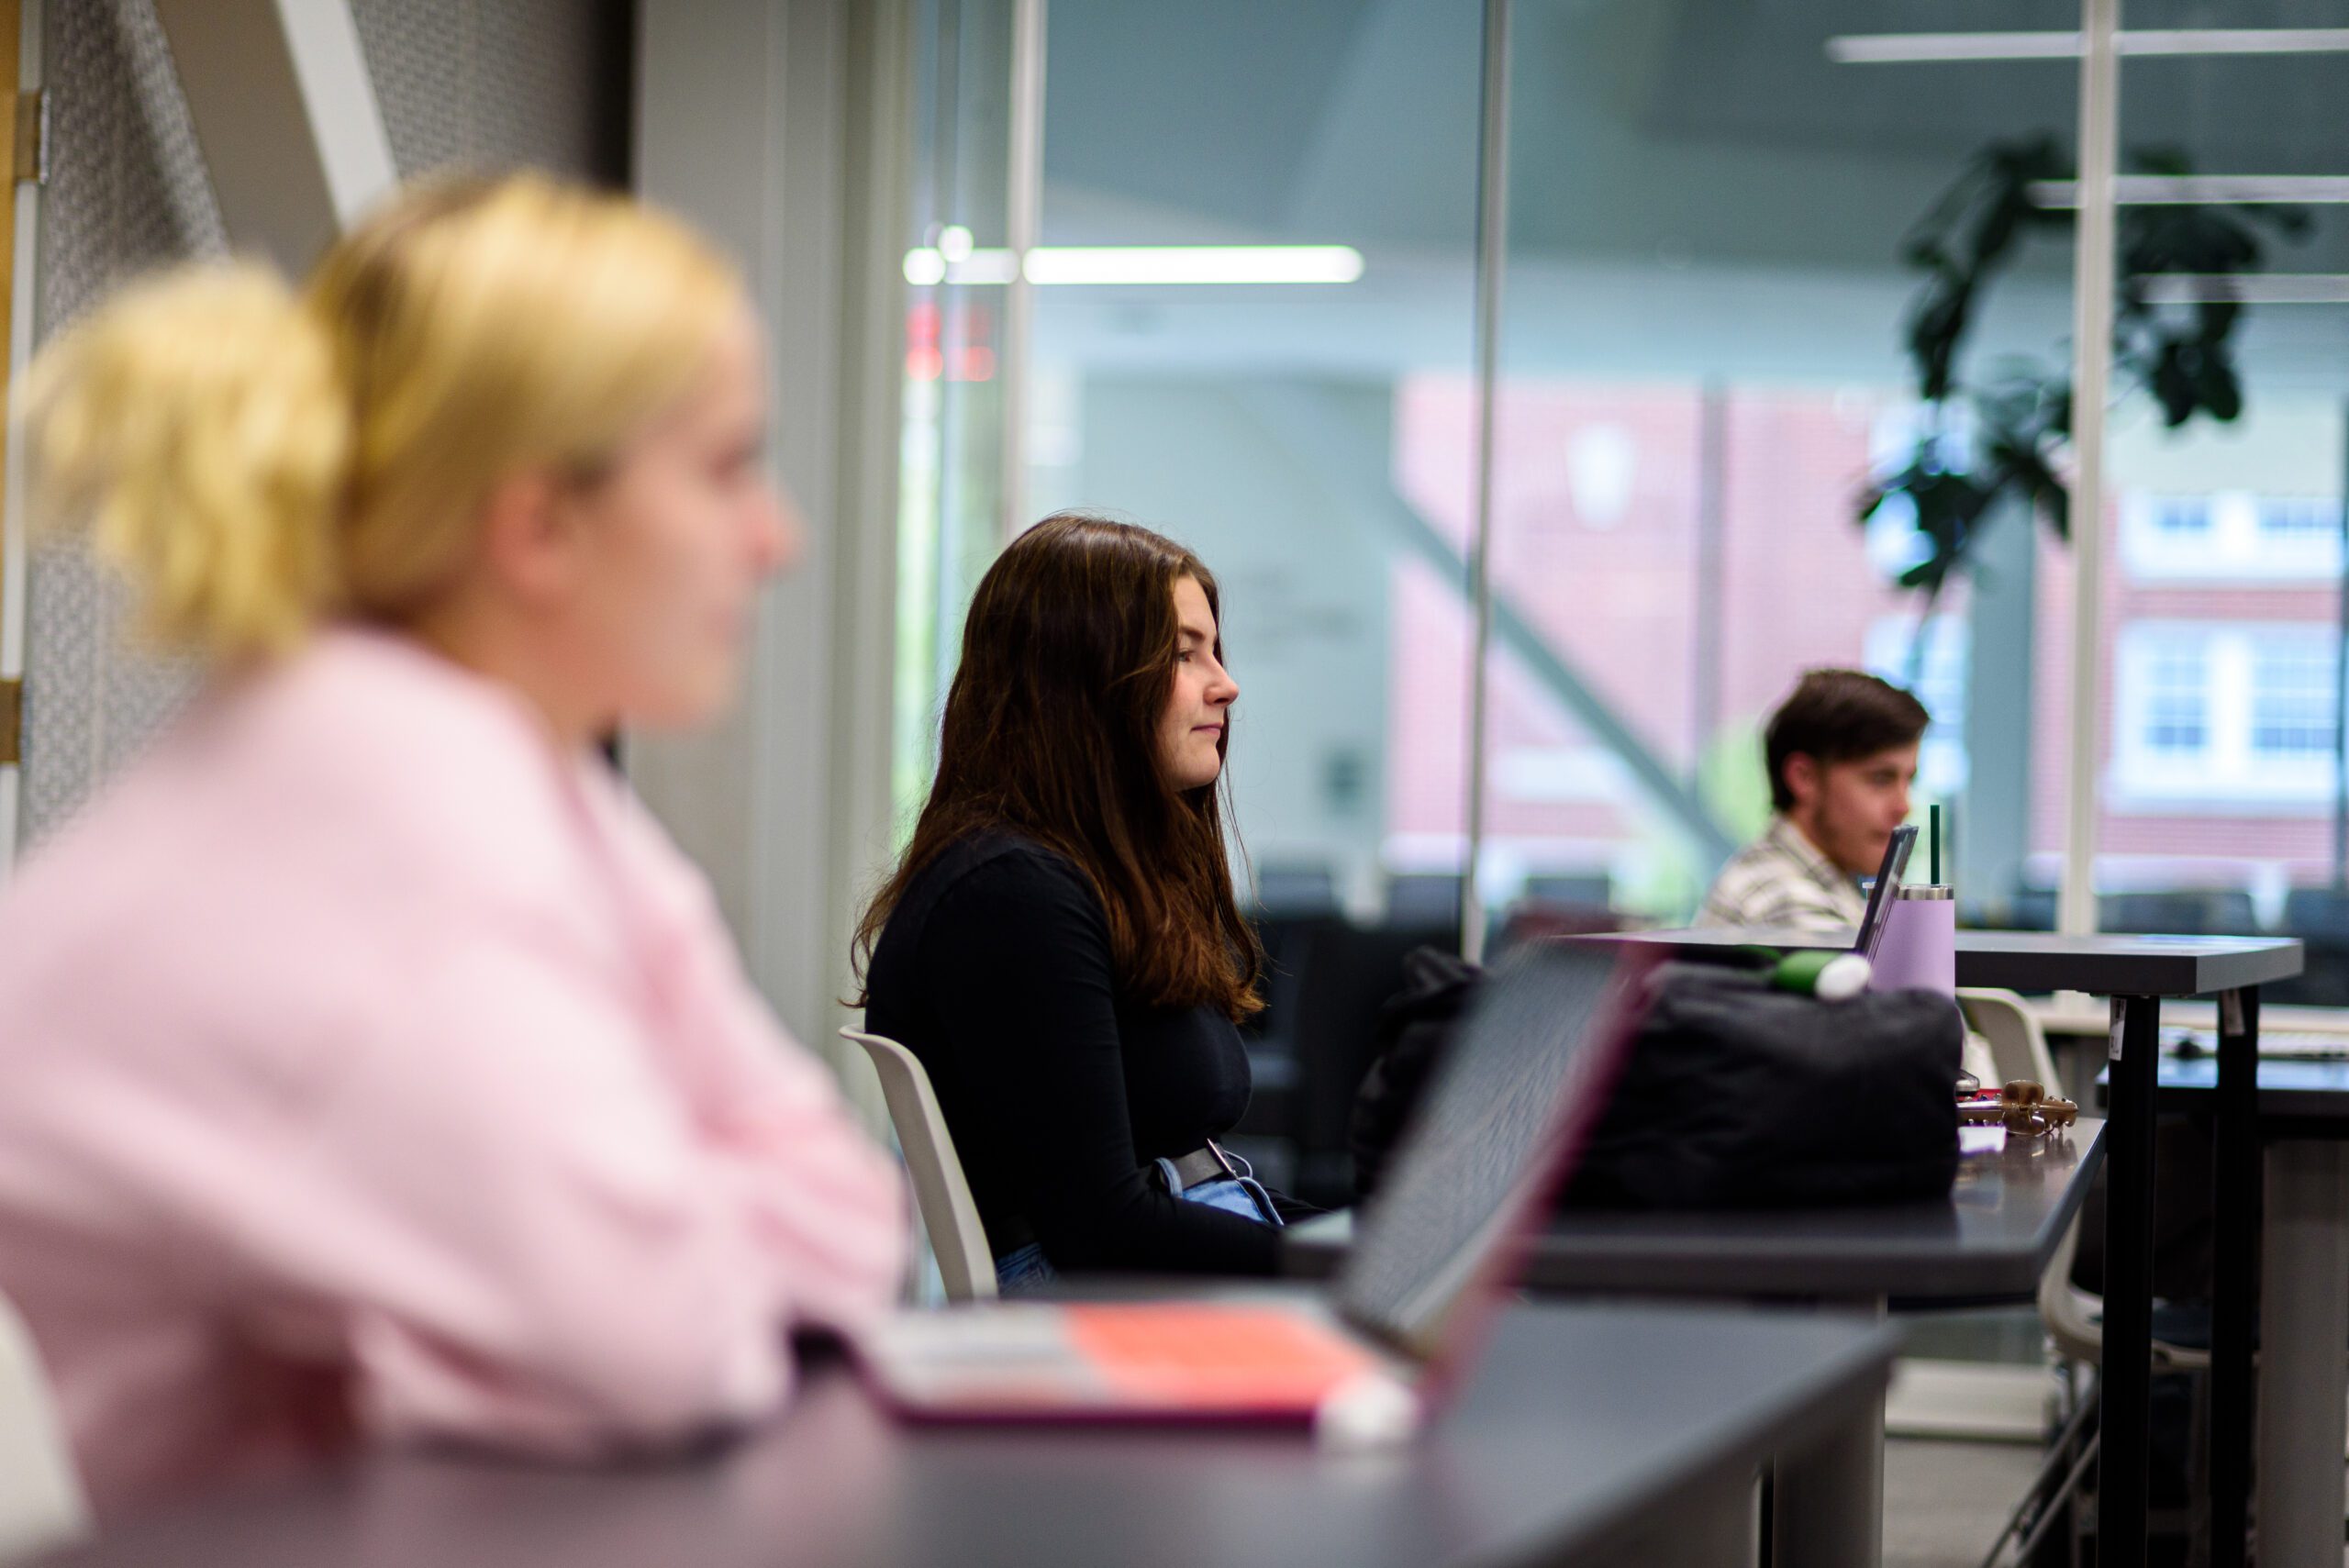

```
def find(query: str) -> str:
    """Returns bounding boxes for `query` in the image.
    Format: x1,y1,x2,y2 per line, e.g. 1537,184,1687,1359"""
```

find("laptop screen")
1853,823,1919,962
1332,940,1656,1362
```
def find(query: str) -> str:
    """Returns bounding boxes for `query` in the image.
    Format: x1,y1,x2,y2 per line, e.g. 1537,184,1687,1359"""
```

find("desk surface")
1288,1119,2102,1302
36,1304,1898,1568
1578,929,2303,996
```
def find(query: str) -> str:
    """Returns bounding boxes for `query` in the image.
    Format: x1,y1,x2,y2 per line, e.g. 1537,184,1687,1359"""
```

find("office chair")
2099,890,2257,938
1383,874,1464,929
1251,863,1341,917
841,1029,996,1303
0,1288,86,1563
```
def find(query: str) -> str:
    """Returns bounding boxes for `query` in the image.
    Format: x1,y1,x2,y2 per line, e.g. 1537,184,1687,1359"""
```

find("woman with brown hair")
856,512,1296,1288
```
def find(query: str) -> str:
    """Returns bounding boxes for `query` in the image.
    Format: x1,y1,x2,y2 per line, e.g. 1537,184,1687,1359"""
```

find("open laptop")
856,940,1661,1429
1853,822,1920,963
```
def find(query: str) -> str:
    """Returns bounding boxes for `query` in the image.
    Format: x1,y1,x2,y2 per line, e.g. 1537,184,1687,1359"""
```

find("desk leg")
2254,1140,2349,1568
2099,995,2159,1568
1772,1299,1884,1568
2209,985,2259,1568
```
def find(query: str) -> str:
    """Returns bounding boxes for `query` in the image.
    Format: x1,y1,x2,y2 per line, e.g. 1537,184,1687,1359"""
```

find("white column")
1460,0,1509,963
2057,0,2120,937
997,0,1044,542
2254,1141,2349,1565
151,0,396,272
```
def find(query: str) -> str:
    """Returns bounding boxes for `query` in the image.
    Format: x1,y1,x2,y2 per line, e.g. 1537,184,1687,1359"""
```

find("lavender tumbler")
1870,884,1955,995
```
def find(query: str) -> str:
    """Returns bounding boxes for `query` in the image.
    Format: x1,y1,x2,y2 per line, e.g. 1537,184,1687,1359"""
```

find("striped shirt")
1695,815,1868,932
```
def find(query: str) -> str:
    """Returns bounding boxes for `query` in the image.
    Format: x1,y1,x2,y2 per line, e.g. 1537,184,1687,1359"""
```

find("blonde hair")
21,173,745,660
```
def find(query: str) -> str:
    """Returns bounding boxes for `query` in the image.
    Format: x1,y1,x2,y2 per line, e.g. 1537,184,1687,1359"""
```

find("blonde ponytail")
21,175,742,664
22,264,352,661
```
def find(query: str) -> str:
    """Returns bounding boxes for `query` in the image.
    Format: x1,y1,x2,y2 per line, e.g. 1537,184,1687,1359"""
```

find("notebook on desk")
856,940,1659,1429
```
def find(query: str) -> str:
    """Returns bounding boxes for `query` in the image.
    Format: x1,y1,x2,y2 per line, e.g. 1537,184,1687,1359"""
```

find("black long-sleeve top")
863,831,1281,1276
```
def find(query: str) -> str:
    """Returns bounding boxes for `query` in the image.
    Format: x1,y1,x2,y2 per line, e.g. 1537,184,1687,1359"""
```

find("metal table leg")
1772,1299,1886,1568
2208,985,2258,1568
2254,1140,2349,1567
2098,995,2159,1567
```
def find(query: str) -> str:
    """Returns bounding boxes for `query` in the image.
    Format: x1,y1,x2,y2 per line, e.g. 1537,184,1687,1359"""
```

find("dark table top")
1575,929,2303,997
36,1303,1898,1568
1288,1119,2103,1302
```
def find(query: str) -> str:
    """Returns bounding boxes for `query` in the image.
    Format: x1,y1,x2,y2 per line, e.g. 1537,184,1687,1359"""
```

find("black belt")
1163,1140,1238,1192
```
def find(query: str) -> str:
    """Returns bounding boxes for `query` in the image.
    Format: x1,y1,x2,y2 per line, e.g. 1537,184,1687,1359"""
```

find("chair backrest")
1252,864,1340,917
1385,874,1464,928
841,1029,996,1302
0,1290,87,1562
2034,1185,2209,1373
2285,886,2349,938
1956,987,2063,1095
2100,889,2258,937
1287,918,1459,1204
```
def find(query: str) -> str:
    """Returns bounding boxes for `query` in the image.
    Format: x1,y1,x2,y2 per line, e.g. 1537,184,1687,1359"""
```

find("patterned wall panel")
20,0,224,847
18,0,630,848
351,0,630,183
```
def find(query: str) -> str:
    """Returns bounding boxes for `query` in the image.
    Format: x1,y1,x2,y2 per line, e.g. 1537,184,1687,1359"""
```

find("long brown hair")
854,512,1263,1020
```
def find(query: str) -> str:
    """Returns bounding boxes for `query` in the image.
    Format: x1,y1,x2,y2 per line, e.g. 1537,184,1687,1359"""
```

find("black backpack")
1352,951,1963,1209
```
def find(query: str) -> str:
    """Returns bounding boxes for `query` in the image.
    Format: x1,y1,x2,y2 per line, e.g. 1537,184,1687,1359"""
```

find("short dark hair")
1764,669,1930,811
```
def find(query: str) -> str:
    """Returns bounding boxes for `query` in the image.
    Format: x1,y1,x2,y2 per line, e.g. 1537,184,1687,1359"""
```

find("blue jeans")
995,1241,1059,1296
1154,1151,1285,1228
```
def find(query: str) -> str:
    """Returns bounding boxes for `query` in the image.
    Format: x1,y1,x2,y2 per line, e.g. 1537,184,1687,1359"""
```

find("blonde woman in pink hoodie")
0,174,906,1518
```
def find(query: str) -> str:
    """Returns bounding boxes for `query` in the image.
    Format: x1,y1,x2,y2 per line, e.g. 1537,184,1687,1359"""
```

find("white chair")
1957,989,2206,1568
0,1289,87,1563
1958,986,2064,1095
841,1029,997,1302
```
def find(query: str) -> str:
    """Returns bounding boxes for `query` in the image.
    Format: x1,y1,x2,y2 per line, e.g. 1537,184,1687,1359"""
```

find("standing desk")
31,1304,1899,1568
1288,1118,2104,1568
1576,928,2300,1568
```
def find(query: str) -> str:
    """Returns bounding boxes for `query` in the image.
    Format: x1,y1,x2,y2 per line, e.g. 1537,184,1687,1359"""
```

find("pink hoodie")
0,628,907,1517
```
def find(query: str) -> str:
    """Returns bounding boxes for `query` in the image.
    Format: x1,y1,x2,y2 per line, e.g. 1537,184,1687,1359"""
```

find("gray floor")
1888,1440,2349,1568
1883,1438,2046,1568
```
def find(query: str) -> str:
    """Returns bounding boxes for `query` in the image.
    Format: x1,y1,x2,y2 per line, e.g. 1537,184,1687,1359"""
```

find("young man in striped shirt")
1697,669,1927,932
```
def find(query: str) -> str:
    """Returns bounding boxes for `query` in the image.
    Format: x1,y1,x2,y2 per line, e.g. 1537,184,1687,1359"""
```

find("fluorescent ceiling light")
2030,175,2349,206
902,244,1365,287
1827,28,2349,63
1023,246,1364,285
902,248,1018,286
2139,273,2349,305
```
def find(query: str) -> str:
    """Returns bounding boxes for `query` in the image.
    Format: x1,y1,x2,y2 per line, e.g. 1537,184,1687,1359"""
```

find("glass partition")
2093,31,2349,999
1026,1,1485,937
898,0,1487,1201
1476,4,2077,938
889,2,2349,1212
896,0,1019,822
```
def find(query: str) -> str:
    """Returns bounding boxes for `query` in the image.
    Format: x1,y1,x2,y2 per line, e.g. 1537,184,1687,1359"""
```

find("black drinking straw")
1930,803,1942,885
